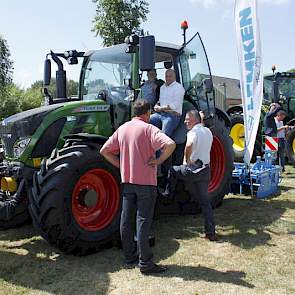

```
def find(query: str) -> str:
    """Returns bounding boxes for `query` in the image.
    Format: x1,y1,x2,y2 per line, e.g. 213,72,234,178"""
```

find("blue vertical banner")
235,0,263,164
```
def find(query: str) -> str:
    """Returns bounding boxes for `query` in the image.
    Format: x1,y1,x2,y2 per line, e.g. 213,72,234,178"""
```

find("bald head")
165,69,176,86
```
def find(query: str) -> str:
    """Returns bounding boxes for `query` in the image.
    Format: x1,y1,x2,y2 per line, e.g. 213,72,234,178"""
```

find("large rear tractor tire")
229,113,263,162
286,128,295,165
229,114,245,162
29,142,121,255
208,115,234,208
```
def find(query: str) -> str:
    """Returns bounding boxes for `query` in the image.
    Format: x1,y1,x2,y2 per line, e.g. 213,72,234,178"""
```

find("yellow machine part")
293,138,295,154
230,123,245,152
32,158,42,167
1,177,17,192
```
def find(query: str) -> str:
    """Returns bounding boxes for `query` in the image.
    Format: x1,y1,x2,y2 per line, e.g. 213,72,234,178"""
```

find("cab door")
179,32,215,116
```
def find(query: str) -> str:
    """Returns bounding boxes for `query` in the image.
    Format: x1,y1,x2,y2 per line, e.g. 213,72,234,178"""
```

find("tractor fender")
64,133,109,145
215,107,231,128
286,118,295,126
226,105,243,116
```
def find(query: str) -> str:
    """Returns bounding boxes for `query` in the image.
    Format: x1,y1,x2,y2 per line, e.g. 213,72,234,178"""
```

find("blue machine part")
231,151,281,199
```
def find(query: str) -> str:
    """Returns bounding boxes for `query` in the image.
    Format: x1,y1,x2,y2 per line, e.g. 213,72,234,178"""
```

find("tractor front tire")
29,143,121,255
286,128,295,165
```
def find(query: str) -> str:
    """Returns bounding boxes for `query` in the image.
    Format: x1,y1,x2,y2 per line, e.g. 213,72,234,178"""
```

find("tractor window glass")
140,61,172,84
263,78,273,102
59,113,113,147
179,33,215,115
278,78,295,98
82,44,132,103
264,75,295,102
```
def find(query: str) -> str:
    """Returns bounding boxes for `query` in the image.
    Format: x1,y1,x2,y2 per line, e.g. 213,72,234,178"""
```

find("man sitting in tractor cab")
150,69,185,137
140,69,164,107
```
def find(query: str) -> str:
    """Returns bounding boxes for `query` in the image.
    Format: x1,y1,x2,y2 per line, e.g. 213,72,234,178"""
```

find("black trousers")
278,138,285,170
120,183,157,268
166,165,215,235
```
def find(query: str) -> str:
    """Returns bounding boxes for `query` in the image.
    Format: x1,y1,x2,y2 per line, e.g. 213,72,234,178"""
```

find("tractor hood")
0,104,64,158
1,104,63,126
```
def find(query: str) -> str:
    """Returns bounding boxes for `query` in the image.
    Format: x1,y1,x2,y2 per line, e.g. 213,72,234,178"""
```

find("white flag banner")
235,0,263,164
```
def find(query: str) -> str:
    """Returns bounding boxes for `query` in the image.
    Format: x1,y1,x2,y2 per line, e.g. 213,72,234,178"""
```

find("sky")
0,0,294,88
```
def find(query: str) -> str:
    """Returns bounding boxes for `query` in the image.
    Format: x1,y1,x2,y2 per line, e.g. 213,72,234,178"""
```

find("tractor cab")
264,72,295,120
79,32,216,136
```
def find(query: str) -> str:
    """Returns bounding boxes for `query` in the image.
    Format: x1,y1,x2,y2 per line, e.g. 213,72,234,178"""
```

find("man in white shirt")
161,110,216,241
150,69,185,137
275,110,288,172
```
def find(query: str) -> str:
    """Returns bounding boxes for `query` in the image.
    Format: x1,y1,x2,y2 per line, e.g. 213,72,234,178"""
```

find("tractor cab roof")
84,41,182,64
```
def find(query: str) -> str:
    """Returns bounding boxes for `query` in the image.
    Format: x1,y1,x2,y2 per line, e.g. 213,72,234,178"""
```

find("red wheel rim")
209,136,226,193
72,168,120,231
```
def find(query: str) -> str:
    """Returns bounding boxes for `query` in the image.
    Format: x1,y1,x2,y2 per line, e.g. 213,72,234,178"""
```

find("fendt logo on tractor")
0,23,233,255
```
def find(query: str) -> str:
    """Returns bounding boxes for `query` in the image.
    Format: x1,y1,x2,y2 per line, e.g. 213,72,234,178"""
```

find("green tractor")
0,30,234,254
227,71,295,163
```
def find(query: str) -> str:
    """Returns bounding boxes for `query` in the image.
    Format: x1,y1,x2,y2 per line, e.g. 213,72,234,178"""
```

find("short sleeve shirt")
101,117,174,186
275,118,285,138
184,124,213,165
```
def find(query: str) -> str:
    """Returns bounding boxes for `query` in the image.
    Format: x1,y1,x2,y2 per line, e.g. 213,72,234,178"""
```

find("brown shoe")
205,233,218,241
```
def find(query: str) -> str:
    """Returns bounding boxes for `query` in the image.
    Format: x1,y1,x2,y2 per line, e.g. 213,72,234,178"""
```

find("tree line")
0,35,79,119
0,80,79,120
0,0,149,120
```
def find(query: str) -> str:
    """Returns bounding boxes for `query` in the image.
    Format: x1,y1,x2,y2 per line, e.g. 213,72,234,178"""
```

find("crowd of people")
100,68,216,275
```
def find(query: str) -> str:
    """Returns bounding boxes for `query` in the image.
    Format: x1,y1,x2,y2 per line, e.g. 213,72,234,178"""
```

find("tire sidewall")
286,128,295,165
49,146,121,243
209,117,234,205
230,114,244,161
230,113,263,162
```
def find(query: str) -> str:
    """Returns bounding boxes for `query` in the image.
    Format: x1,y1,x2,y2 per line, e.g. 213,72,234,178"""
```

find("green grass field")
1,166,295,295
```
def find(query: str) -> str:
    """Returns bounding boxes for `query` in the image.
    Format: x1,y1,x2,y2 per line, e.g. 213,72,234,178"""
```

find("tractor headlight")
13,137,31,158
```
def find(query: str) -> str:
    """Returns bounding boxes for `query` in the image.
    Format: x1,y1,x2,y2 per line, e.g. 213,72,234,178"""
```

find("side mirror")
139,35,155,71
202,78,213,93
44,59,51,86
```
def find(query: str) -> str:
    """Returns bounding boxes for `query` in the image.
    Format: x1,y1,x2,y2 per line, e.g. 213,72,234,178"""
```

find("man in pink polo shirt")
100,99,175,274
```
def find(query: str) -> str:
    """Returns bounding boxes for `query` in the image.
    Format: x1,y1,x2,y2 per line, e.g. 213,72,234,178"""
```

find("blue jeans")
150,112,180,137
120,184,157,269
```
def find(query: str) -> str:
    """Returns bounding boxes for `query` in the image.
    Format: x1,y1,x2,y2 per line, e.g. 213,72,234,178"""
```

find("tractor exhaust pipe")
50,51,67,99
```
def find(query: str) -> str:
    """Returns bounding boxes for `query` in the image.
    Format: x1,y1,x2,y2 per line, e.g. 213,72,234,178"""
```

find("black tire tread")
29,143,121,255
